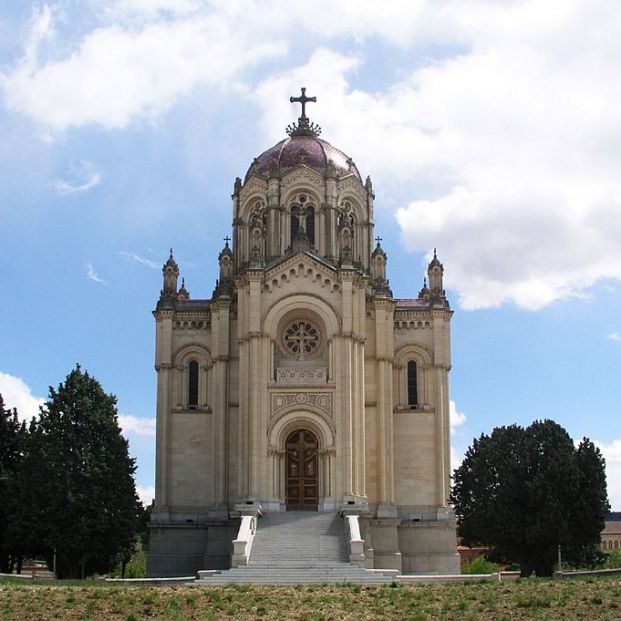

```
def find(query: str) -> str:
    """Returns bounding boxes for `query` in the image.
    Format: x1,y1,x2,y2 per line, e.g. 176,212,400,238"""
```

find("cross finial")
223,236,231,247
375,236,383,246
290,87,316,120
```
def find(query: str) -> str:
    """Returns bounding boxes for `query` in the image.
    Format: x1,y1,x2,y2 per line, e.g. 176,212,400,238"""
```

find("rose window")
283,321,320,358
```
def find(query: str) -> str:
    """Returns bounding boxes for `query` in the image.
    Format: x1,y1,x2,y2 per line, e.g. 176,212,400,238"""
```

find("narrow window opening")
407,360,418,408
188,360,199,409
307,206,315,246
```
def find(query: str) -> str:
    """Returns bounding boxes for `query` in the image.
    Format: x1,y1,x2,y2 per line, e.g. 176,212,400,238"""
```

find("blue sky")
1,1,620,510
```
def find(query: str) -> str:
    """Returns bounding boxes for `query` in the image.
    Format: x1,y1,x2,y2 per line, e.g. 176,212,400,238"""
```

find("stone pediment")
281,165,326,189
263,251,340,294
239,176,268,199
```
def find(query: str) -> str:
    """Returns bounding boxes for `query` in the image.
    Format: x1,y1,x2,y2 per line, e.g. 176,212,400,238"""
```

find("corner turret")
427,249,448,306
158,249,179,309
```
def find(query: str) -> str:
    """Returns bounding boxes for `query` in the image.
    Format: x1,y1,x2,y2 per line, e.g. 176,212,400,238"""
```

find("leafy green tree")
451,419,608,577
0,394,28,573
33,365,140,578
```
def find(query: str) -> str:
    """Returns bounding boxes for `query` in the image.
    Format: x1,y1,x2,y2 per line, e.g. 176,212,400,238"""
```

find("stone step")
249,511,347,566
195,567,399,585
193,511,396,585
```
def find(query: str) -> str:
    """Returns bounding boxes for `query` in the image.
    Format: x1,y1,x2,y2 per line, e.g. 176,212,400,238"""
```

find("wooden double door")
286,429,318,510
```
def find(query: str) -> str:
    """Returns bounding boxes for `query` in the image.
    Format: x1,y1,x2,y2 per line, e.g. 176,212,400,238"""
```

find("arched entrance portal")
286,429,319,510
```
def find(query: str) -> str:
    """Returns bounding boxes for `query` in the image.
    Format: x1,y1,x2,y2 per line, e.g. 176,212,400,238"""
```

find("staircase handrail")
231,515,257,567
344,514,365,566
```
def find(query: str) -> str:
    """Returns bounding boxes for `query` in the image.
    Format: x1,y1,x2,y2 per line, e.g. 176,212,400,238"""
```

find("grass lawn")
1,576,619,620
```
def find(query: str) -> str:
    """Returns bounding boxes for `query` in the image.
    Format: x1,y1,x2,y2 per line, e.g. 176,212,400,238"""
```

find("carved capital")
267,446,285,457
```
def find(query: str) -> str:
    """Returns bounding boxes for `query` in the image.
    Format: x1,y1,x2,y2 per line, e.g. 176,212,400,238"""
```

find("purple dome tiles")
244,135,361,183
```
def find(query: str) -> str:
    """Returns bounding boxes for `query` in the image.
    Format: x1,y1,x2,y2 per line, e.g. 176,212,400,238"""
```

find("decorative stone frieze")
275,367,328,385
271,391,333,416
282,168,325,188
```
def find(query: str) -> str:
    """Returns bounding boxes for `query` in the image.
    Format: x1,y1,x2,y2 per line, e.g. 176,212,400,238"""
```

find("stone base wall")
147,521,238,577
398,520,460,574
363,517,459,574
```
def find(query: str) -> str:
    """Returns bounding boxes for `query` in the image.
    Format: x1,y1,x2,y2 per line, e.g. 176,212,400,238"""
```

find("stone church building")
147,90,459,577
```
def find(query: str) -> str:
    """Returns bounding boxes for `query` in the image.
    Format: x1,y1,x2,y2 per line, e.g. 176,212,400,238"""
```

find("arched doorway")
286,429,318,510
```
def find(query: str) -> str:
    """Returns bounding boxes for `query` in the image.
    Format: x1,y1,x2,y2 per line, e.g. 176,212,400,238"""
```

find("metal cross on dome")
290,87,317,120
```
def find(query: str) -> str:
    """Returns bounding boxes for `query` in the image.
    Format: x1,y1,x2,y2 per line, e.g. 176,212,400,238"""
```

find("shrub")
462,555,498,575
603,549,621,569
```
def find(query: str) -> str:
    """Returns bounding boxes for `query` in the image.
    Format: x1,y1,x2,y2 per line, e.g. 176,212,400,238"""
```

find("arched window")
407,361,418,408
188,360,199,409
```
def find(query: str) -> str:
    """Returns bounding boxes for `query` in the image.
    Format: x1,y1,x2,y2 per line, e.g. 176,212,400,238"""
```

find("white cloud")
105,0,202,19
1,3,286,132
451,444,465,475
86,262,106,284
608,333,621,342
0,372,44,421
594,440,621,512
252,3,621,311
5,2,621,310
449,399,466,433
136,484,155,507
54,160,101,195
118,414,156,437
118,251,160,269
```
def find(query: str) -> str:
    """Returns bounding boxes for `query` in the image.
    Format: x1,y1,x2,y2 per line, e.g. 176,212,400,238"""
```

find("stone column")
211,299,230,511
324,170,338,260
374,298,396,517
340,333,354,499
432,309,452,509
237,337,249,500
246,272,263,502
338,270,356,502
266,176,280,260
354,286,367,500
435,366,450,507
154,310,173,512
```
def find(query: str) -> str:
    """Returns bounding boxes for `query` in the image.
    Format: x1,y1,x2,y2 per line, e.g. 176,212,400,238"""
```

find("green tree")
33,365,140,578
0,394,28,573
451,419,608,577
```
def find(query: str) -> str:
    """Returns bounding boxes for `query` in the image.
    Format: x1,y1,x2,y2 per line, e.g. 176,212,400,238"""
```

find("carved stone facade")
147,95,459,577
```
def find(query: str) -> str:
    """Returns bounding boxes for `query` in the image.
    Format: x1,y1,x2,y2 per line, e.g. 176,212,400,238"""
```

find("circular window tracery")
283,320,321,359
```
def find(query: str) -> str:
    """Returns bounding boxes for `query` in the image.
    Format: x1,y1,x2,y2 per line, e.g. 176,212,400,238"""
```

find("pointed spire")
177,277,190,300
419,276,430,299
427,249,447,305
158,248,180,308
371,234,391,296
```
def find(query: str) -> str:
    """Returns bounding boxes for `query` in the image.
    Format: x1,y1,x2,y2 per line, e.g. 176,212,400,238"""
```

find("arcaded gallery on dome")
147,90,459,578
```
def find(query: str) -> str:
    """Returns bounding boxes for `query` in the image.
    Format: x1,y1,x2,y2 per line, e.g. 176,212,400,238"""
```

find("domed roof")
244,133,362,184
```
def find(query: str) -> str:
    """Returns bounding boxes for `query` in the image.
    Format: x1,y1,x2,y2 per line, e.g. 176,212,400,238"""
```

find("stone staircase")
194,511,399,585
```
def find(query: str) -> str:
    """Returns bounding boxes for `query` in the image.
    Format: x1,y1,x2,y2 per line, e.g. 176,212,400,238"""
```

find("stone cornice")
372,298,395,311
376,356,394,364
